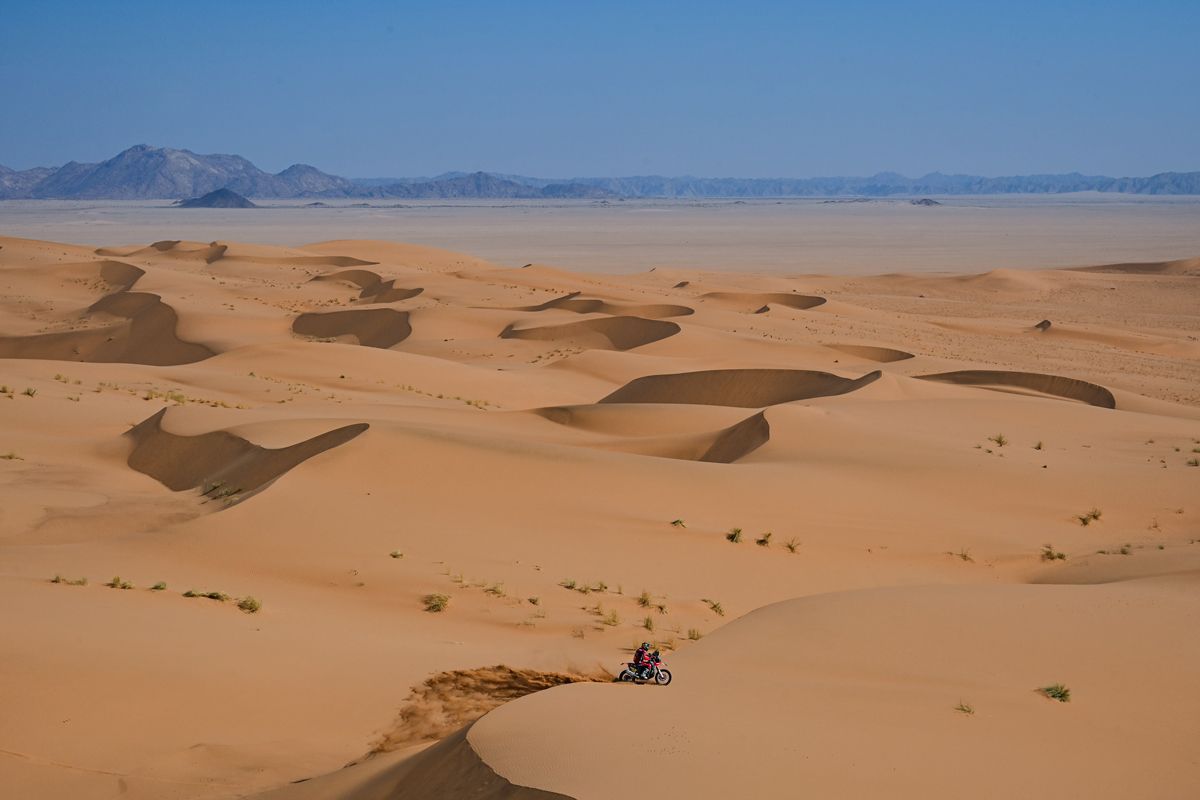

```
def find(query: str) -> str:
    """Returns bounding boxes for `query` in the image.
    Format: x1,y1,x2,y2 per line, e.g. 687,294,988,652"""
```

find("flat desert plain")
0,223,1198,799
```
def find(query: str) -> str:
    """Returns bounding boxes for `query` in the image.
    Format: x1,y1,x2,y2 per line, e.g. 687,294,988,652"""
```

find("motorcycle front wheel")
655,669,672,685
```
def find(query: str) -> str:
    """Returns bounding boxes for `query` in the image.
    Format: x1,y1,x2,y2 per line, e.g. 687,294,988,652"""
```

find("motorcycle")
616,650,672,685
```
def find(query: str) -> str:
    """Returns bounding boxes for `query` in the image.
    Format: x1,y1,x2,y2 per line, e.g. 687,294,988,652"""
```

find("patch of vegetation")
105,576,133,590
947,548,974,563
50,575,87,586
783,537,801,553
236,596,262,614
389,550,404,559
1033,441,1043,450
1076,508,1102,526
954,702,975,716
670,519,686,528
184,589,230,601
601,609,620,626
1040,544,1066,561
484,583,506,597
150,582,167,591
637,590,653,608
687,628,703,640
725,528,743,543
755,531,773,547
22,387,37,397
988,433,1008,447
1188,458,1199,467
701,598,725,616
527,596,540,605
559,579,577,590
422,593,450,612
0,452,22,460
642,616,655,632
1039,683,1071,702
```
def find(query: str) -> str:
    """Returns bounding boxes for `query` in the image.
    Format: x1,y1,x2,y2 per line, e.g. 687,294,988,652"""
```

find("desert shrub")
755,531,772,547
725,528,743,543
150,582,167,591
701,598,725,616
1040,544,1066,561
687,628,703,640
105,576,133,590
1040,683,1070,702
237,596,262,613
954,702,975,715
670,519,686,528
184,589,230,601
389,550,404,559
988,433,1007,447
423,593,450,612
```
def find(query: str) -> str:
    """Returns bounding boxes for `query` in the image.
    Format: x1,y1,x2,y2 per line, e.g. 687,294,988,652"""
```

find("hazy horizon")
2,1,1197,178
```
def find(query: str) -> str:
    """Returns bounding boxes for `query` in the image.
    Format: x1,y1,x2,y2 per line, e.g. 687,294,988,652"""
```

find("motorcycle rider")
633,642,654,679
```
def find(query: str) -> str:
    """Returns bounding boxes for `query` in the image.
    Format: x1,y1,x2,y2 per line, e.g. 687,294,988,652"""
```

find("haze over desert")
4,1,1200,798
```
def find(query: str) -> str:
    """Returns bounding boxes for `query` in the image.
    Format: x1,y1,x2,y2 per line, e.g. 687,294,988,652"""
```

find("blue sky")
1,0,1196,177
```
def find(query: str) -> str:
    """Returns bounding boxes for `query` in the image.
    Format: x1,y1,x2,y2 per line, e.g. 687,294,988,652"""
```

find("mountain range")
2,145,1198,200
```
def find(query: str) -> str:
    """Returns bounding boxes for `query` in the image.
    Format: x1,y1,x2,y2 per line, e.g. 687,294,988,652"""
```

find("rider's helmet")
641,642,651,650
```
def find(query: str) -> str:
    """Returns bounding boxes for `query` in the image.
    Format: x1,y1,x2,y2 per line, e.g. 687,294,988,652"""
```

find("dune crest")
0,291,214,365
601,368,881,407
700,291,826,312
501,316,680,352
311,269,425,303
826,343,915,362
126,409,368,498
917,369,1116,408
293,308,412,348
511,291,694,319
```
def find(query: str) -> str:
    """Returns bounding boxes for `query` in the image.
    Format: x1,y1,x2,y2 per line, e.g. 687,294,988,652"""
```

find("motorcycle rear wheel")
618,669,636,682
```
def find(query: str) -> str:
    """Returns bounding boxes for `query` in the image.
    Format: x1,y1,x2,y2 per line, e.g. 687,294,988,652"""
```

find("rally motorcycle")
616,650,672,685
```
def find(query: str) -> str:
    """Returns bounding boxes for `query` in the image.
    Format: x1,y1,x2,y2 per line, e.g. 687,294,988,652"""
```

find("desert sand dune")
126,408,367,495
600,368,881,406
454,579,1200,800
310,270,425,303
2,235,1198,800
500,316,681,352
699,290,826,312
0,291,214,365
917,369,1117,409
534,405,769,463
293,308,413,348
512,291,694,319
826,343,915,362
96,239,230,264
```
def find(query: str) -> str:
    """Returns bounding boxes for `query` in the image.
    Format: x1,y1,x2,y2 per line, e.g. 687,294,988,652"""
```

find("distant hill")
1,145,1197,199
1,145,352,200
177,188,257,208
359,171,615,199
